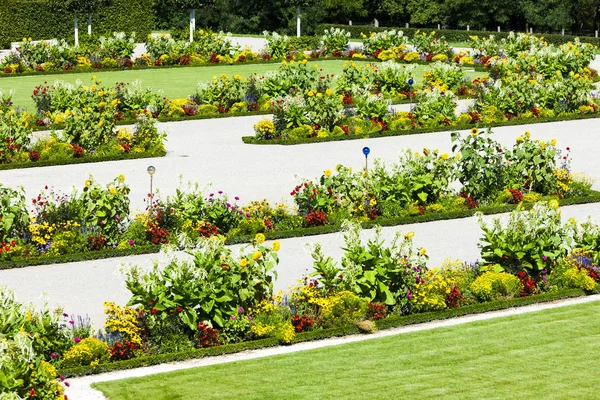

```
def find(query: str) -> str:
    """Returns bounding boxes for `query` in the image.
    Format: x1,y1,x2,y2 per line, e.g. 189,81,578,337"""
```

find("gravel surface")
1,114,599,326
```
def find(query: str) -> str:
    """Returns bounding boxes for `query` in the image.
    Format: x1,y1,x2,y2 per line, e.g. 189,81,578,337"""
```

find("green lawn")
94,300,600,400
0,61,485,113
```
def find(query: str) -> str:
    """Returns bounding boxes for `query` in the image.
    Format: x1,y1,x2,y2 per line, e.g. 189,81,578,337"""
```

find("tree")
169,0,215,41
520,0,573,31
49,0,110,45
322,0,366,24
284,0,320,36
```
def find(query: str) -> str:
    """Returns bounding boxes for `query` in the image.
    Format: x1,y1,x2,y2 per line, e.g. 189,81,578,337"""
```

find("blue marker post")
363,146,370,174
408,77,414,112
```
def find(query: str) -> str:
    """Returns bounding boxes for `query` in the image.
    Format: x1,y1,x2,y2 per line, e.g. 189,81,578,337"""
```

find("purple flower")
235,196,240,201
218,191,223,194
230,315,236,321
115,215,120,221
247,315,252,320
246,213,251,218
238,306,244,314
63,313,69,317
209,193,214,197
542,276,547,281
238,210,243,215
99,221,105,226
74,337,81,343
226,203,231,208
128,239,135,245
542,256,548,261
50,353,57,358
69,320,74,325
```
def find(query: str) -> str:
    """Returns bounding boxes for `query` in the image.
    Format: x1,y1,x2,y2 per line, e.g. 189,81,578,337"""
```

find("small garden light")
147,165,156,212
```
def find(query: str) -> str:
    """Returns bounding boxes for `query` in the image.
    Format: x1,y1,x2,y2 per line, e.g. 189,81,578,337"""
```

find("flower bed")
0,128,597,269
3,207,600,395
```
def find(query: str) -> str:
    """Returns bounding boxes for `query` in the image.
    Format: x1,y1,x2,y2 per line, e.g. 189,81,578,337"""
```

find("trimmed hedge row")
242,112,600,145
0,148,166,172
60,288,592,378
0,245,161,270
0,0,153,49
316,24,600,47
3,191,599,270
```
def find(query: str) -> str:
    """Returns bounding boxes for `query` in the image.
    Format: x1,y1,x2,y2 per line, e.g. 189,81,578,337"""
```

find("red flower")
151,308,158,314
176,306,183,313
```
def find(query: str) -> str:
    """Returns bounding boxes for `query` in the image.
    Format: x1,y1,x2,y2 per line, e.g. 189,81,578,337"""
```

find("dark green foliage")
0,0,153,48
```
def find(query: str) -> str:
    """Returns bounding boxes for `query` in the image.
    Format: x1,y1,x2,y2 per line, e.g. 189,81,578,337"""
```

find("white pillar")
530,28,533,34
497,26,500,32
74,14,79,46
374,18,379,28
467,25,470,31
562,29,565,35
437,24,440,30
596,30,598,38
190,9,196,42
296,6,301,37
88,14,92,35
349,20,352,26
406,23,409,29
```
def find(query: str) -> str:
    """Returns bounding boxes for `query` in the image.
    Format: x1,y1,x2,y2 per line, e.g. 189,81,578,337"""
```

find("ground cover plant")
0,128,596,266
92,300,600,400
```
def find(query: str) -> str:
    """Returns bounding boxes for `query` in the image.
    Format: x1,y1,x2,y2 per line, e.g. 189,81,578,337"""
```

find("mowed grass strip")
94,300,600,400
0,61,485,112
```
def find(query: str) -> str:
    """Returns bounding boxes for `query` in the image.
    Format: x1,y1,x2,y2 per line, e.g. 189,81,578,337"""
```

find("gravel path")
1,114,600,326
64,294,600,400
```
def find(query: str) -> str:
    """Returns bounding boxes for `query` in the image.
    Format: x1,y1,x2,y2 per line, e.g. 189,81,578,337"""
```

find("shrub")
61,337,111,368
470,272,522,302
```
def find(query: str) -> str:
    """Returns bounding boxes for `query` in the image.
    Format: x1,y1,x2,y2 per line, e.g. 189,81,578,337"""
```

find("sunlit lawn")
0,61,485,112
94,300,600,400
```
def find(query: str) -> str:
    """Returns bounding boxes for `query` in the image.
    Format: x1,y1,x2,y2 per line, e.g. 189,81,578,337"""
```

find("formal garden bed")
0,128,596,268
3,200,600,397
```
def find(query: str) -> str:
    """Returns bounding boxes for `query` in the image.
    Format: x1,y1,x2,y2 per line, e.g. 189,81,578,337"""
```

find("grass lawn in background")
93,300,600,400
0,61,486,112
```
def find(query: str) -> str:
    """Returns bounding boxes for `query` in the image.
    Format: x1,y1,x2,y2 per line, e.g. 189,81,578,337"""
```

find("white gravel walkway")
64,293,600,400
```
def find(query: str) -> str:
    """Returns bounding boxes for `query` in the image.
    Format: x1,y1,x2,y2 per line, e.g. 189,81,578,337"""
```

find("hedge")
315,24,600,47
4,191,599,270
242,112,600,145
60,288,592,378
0,0,154,49
0,148,166,171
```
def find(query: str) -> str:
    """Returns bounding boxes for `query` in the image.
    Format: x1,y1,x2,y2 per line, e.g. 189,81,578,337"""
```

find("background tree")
49,0,110,45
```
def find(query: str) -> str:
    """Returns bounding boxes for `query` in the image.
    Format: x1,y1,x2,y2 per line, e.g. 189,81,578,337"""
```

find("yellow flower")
423,148,430,156
404,231,415,239
92,75,97,80
109,187,117,195
516,136,524,143
111,99,120,107
524,131,531,138
85,179,93,188
420,248,427,256
471,127,478,136
369,198,377,206
118,174,125,182
240,258,248,267
98,121,104,128
272,241,280,251
324,169,332,177
550,138,557,146
98,102,106,109
325,88,334,96
548,199,559,209
302,59,308,65
307,90,314,97
255,233,266,244
220,73,227,79
441,153,449,160
253,251,262,260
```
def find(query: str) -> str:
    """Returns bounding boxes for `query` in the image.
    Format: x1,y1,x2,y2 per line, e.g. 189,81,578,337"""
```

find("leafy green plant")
477,201,576,275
